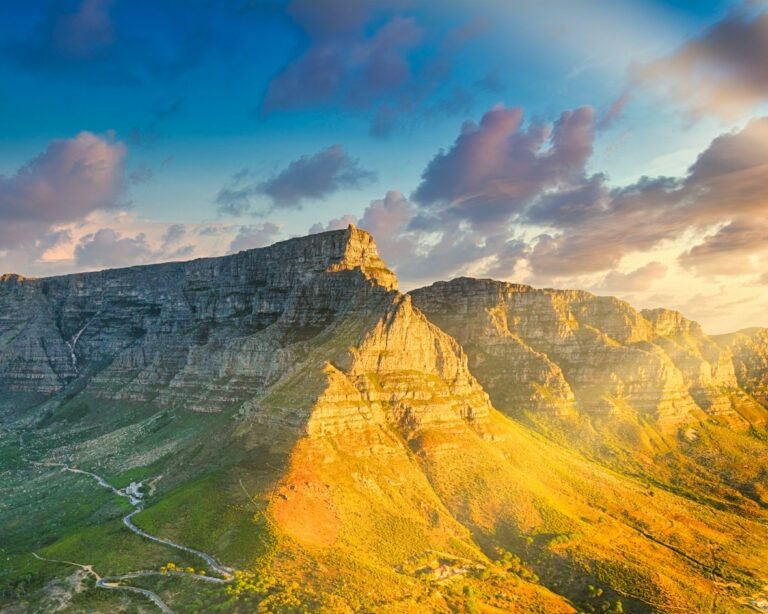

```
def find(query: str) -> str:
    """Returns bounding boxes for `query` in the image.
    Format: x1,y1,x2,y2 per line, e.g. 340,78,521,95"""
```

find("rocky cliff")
716,327,768,407
0,227,395,412
4,230,768,613
0,227,489,439
410,277,768,432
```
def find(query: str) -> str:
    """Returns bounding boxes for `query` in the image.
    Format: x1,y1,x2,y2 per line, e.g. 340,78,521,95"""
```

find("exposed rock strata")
1,228,488,438
1,228,395,411
410,278,767,430
716,327,768,407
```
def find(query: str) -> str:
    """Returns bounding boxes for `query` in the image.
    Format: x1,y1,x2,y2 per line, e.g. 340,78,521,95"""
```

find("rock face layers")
410,278,767,431
0,274,77,399
306,294,490,437
4,230,768,612
0,227,397,413
0,227,488,436
716,327,768,407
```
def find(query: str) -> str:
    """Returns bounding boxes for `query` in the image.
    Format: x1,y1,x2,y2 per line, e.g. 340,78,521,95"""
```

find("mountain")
2,227,767,613
410,278,768,511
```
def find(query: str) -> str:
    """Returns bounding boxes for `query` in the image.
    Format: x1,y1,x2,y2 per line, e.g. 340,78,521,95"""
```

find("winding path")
31,461,235,612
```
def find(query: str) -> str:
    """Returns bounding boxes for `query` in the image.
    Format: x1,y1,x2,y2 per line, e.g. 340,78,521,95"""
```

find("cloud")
319,191,528,286
229,222,280,252
160,223,186,249
73,222,197,270
635,5,768,118
679,219,768,275
50,0,115,60
217,145,375,215
599,261,668,291
75,228,153,269
310,106,768,291
308,214,358,234
525,116,768,276
0,131,126,249
597,91,632,130
301,107,767,286
262,3,491,136
412,105,595,228
285,0,386,38
263,15,423,112
260,145,376,209
3,1,224,85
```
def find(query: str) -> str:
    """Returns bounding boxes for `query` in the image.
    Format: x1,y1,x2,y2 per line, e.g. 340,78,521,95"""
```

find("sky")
1,0,768,333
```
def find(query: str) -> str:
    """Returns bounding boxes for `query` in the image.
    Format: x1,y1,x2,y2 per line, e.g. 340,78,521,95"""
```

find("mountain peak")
325,224,398,291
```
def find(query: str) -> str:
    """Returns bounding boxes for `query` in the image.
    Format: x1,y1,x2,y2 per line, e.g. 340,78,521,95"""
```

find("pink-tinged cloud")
635,7,768,118
527,116,768,276
679,218,768,276
0,131,127,249
75,228,152,269
600,261,667,292
73,224,196,271
412,105,595,227
308,109,768,287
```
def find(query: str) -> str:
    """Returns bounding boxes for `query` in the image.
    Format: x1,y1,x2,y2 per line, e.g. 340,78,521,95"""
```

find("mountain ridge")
2,228,768,613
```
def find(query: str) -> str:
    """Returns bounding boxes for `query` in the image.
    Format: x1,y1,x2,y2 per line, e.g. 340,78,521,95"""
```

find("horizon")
2,0,768,333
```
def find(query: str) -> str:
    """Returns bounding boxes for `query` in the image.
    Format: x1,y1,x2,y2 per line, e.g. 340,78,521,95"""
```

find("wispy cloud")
216,145,375,215
634,4,768,119
0,131,126,249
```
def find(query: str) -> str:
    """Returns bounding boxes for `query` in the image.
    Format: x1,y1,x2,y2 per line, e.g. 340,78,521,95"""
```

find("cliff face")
4,231,768,613
716,327,768,407
0,228,397,411
410,278,768,431
307,293,490,437
0,227,490,438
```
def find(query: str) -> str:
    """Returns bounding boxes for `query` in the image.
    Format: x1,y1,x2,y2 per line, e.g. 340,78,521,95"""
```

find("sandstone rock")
411,278,767,430
716,327,768,408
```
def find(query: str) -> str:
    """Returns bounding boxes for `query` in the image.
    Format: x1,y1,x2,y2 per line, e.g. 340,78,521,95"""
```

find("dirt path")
31,461,235,612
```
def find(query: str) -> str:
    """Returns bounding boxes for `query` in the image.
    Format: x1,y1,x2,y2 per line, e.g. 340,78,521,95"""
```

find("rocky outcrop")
1,228,489,438
0,227,399,414
406,278,575,418
411,278,767,431
716,327,768,407
306,294,491,437
3,232,767,435
641,308,763,428
0,274,76,397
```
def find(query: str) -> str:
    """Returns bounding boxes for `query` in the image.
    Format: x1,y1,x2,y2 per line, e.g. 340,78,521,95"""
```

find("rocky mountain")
411,277,767,432
716,327,768,407
2,228,768,613
411,277,768,511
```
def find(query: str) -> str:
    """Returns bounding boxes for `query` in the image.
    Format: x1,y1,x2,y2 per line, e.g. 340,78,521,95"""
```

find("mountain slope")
2,230,768,613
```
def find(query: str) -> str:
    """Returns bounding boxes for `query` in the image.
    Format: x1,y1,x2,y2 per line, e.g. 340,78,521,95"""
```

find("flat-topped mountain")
0,227,396,409
2,228,768,613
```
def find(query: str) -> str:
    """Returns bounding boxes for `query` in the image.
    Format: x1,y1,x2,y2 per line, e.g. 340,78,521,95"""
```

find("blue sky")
1,0,768,332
